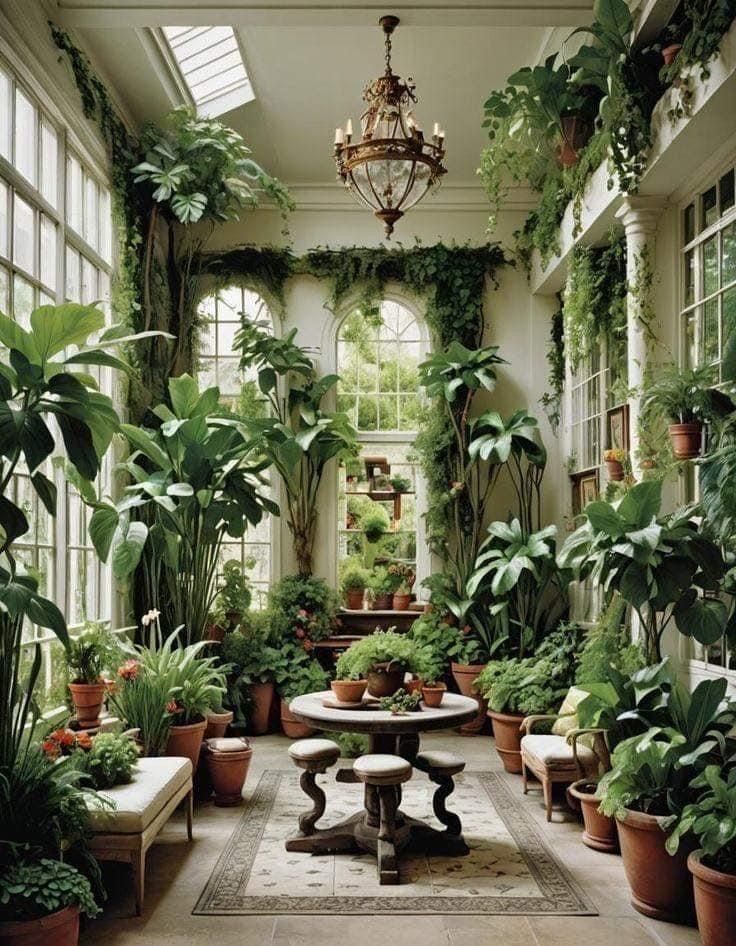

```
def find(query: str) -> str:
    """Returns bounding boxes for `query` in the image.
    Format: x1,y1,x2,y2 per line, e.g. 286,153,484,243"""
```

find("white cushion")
288,738,340,763
416,750,465,774
206,737,251,753
521,734,597,771
86,756,192,834
353,754,412,784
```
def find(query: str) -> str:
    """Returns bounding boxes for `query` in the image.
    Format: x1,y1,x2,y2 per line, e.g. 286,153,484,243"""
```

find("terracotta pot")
249,680,275,735
568,779,619,853
669,422,703,460
0,905,80,946
640,458,657,470
405,676,424,696
422,683,447,708
331,679,367,703
366,662,406,698
451,662,488,735
68,681,106,728
488,710,525,773
372,593,393,610
204,709,234,740
345,589,365,610
662,43,682,66
280,699,315,739
392,593,412,611
617,807,695,923
205,623,225,643
166,718,207,773
605,459,624,482
689,850,736,946
205,740,253,807
557,114,589,168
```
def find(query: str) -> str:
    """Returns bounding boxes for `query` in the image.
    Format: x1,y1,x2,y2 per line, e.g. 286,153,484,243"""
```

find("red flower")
75,731,93,751
42,739,60,760
166,700,182,715
462,625,472,636
118,659,140,681
51,729,75,748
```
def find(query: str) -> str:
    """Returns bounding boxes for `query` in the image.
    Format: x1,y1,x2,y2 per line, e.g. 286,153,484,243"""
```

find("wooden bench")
86,756,194,915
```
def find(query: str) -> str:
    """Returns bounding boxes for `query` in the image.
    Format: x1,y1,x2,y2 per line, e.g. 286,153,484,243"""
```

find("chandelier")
333,15,447,237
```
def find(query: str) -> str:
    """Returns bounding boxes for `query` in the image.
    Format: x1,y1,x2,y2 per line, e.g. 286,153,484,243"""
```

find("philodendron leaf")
674,594,728,645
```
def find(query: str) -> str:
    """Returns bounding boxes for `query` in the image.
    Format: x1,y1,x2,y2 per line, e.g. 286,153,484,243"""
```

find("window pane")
13,273,34,327
99,187,111,262
84,174,98,249
66,155,83,233
723,287,736,368
65,245,80,301
40,216,56,292
40,121,58,207
12,194,35,275
723,222,736,288
14,87,36,185
684,249,695,306
683,203,695,245
0,180,7,258
0,68,10,160
703,299,719,365
81,257,97,304
703,236,718,295
720,170,735,216
0,264,8,313
702,185,718,229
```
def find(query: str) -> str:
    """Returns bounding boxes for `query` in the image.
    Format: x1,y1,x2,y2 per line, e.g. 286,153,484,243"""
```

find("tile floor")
81,732,703,946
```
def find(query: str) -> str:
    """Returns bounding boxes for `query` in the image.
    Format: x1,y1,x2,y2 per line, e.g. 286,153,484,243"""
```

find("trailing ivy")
539,298,565,433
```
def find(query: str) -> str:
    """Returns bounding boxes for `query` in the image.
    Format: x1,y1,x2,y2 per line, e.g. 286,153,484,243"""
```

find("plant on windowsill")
368,566,395,610
389,474,412,493
65,623,124,729
340,563,370,610
603,447,626,481
640,362,717,458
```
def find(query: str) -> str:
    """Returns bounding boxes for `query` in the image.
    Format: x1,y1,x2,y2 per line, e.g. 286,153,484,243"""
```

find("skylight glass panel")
162,26,254,118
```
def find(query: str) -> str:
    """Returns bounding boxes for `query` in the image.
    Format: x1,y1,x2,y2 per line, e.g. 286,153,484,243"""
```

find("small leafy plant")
389,474,411,493
65,623,122,684
277,658,330,704
379,688,422,715
0,858,100,921
362,506,390,543
641,362,717,425
665,765,736,874
107,661,172,757
335,629,420,680
214,560,254,625
79,733,139,790
341,564,370,594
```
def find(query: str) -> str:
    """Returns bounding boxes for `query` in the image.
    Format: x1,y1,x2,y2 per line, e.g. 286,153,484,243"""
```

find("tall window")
682,161,736,379
569,349,603,473
198,286,275,605
0,52,114,710
336,300,425,577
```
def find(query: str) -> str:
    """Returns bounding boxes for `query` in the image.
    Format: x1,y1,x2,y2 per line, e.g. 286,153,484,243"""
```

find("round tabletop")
289,690,479,735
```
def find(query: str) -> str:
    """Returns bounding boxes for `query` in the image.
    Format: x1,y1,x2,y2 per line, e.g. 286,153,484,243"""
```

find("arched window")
198,286,276,607
336,299,427,584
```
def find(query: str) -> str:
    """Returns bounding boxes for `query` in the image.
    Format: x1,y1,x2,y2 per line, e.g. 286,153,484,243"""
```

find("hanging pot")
556,115,590,168
366,660,406,698
669,422,703,459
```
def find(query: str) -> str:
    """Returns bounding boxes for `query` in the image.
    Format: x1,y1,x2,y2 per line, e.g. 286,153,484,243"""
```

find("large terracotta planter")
204,709,233,740
366,661,405,698
166,718,207,773
345,589,365,610
249,680,275,735
451,662,488,735
669,422,703,460
689,850,736,946
488,709,525,773
331,679,367,703
204,738,253,807
617,808,695,923
280,699,315,739
568,779,619,853
0,905,79,946
68,681,106,729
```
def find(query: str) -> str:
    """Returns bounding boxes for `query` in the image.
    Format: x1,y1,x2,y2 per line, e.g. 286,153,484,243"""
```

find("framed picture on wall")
571,469,600,516
607,404,630,452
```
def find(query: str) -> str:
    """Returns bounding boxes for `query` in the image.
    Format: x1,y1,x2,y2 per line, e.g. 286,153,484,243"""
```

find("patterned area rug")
194,769,595,915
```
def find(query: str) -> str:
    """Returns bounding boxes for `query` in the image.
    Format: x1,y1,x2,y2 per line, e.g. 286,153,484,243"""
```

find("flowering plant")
269,575,338,649
41,728,93,761
603,448,626,463
388,562,415,589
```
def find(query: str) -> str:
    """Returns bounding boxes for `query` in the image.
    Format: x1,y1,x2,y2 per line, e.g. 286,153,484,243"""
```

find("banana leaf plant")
0,302,164,767
85,375,278,645
558,479,729,663
465,519,568,658
236,322,358,576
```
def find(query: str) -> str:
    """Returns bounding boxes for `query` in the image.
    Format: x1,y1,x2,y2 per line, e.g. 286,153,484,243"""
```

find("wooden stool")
415,749,465,837
353,754,412,884
288,738,340,836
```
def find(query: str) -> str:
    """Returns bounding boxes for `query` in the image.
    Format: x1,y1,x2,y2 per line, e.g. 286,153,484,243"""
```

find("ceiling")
63,2,595,190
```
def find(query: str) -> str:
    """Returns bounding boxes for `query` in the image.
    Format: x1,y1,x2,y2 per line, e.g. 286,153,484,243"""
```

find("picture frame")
570,469,600,516
607,404,630,453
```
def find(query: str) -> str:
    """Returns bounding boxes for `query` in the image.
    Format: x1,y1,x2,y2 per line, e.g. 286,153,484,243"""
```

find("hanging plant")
539,300,565,433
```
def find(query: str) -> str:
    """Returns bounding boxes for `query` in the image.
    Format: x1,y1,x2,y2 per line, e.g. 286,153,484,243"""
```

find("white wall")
206,201,562,584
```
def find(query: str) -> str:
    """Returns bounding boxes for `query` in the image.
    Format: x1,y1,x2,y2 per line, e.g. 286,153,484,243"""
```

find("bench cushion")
87,756,192,835
521,734,598,773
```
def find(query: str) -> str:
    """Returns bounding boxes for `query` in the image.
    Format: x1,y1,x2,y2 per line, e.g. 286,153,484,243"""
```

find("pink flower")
295,627,305,639
118,659,140,681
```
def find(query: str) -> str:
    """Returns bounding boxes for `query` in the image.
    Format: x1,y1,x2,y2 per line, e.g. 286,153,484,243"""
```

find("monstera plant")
558,480,729,663
236,321,358,576
86,374,278,645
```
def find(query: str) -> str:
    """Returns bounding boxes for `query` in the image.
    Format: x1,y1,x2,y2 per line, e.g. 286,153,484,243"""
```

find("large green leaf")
89,503,120,562
617,479,662,528
169,374,202,418
0,403,55,472
585,501,624,536
111,520,148,579
674,593,728,645
0,311,40,362
30,303,105,361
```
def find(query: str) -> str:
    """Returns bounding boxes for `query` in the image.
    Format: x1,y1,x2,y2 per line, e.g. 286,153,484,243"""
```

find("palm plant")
85,374,278,644
236,322,358,575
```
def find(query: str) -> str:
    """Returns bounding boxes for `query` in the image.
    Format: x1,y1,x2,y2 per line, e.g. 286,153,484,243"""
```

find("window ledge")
530,16,736,295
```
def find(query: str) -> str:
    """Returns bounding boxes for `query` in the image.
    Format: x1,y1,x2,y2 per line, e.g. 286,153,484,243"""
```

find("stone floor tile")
528,915,663,946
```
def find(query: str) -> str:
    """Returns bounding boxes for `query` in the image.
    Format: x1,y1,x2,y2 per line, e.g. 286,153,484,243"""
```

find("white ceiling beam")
55,1,594,29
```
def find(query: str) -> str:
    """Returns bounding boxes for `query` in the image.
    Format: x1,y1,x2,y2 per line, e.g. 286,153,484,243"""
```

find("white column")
615,196,667,479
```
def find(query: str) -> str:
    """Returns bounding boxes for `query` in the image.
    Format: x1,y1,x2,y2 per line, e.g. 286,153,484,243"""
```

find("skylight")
161,26,254,118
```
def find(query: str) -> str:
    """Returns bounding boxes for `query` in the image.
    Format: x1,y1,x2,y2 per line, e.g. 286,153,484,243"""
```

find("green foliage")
558,480,728,662
268,575,339,646
107,665,172,757
641,361,718,425
79,733,139,790
379,688,422,714
539,302,565,432
333,732,369,758
340,563,370,594
389,474,411,493
362,506,390,543
65,624,123,684
87,374,277,645
214,560,254,624
277,658,329,704
0,857,99,921
408,611,458,680
335,629,420,680
218,621,279,725
575,596,646,685
475,647,574,716
665,765,736,873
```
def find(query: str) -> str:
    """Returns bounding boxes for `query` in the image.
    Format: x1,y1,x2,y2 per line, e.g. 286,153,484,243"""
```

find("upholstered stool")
354,754,412,884
414,749,465,837
288,738,341,835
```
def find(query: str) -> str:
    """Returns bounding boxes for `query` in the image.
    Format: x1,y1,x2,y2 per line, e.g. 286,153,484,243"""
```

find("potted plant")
204,701,235,740
0,858,100,946
567,779,619,853
389,473,411,493
65,624,122,729
341,563,369,610
335,629,420,698
368,566,395,610
107,659,173,757
203,736,254,807
278,657,330,738
76,732,139,790
666,765,736,946
362,505,390,544
392,580,412,611
641,362,716,459
603,447,626,481
448,630,490,736
597,677,736,923
219,613,284,736
214,559,254,632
